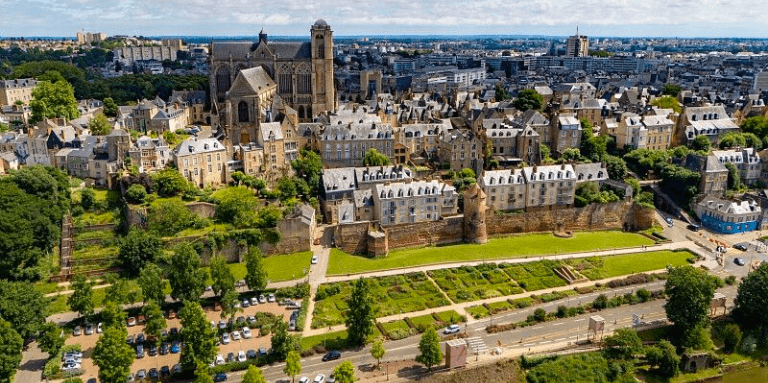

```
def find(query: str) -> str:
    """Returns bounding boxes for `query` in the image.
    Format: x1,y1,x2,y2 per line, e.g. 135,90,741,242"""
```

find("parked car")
62,351,83,360
127,373,135,382
734,243,748,251
247,349,257,359
242,327,252,338
96,322,103,333
161,329,168,338
148,368,159,380
248,315,256,324
127,317,137,327
299,377,310,383
160,365,170,377
258,294,266,303
287,302,301,310
160,342,169,355
136,345,145,358
314,374,326,383
72,326,82,336
268,294,276,303
218,320,227,330
171,341,181,354
148,344,158,356
215,354,225,365
169,327,178,336
735,257,746,266
322,351,341,361
85,323,93,335
327,373,336,383
136,333,145,344
444,324,461,334
242,299,250,308
665,217,674,227
227,352,236,363
236,316,246,324
221,332,230,344
258,347,268,356
61,363,81,373
126,335,134,345
136,369,147,379
687,223,700,231
311,256,318,264
172,364,182,374
238,350,247,362
231,330,241,341
214,373,228,382
250,297,259,305
282,298,294,306
62,356,81,364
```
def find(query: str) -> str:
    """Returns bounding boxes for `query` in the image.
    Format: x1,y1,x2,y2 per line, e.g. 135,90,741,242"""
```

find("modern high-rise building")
566,28,589,57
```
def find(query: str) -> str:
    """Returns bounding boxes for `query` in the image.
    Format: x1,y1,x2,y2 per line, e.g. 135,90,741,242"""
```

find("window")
238,101,249,122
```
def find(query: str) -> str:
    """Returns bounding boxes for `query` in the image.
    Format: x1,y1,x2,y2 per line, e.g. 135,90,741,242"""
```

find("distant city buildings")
566,29,589,57
76,31,107,45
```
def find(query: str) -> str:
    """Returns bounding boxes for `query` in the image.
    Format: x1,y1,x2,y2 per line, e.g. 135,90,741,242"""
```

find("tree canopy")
244,247,268,293
734,263,768,331
346,277,375,347
214,186,259,228
152,168,188,197
603,328,642,360
0,318,23,383
0,280,47,339
243,365,267,383
664,265,718,346
270,319,300,360
513,89,544,111
362,148,391,166
68,274,95,319
89,114,112,135
147,198,199,236
167,243,207,302
118,229,162,277
283,351,301,383
138,263,165,306
92,326,134,383
650,96,681,113
332,361,357,383
416,327,443,371
179,301,219,369
662,83,682,97
29,79,80,124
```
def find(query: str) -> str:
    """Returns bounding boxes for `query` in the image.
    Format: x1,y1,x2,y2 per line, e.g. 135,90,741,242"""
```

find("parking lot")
65,299,300,382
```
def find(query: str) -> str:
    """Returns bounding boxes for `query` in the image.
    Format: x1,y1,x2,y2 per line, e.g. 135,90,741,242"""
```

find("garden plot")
311,272,449,329
428,264,525,303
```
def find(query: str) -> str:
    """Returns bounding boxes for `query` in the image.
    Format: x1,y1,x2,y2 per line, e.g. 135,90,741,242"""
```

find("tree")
416,327,443,372
650,96,681,113
118,229,161,277
100,301,127,330
734,263,768,331
179,301,218,369
719,323,741,353
725,163,742,190
743,132,763,151
370,339,385,367
512,89,544,111
0,319,23,383
580,134,607,162
214,186,259,227
664,266,717,346
645,340,679,378
0,281,47,339
346,277,375,347
147,198,198,236
80,187,96,210
245,247,268,294
561,148,581,162
242,365,267,383
194,372,214,383
220,289,242,321
167,243,207,302
138,263,165,306
291,149,323,194
662,83,682,97
142,301,166,345
103,97,118,116
691,135,711,152
283,350,301,383
151,168,188,197
29,79,80,124
209,255,235,298
539,144,552,163
123,184,147,203
89,114,112,135
37,322,65,357
68,274,94,319
495,85,511,101
93,326,134,383
362,148,391,166
270,319,299,360
103,277,138,306
604,155,628,180
603,328,642,360
333,361,356,383
276,176,298,200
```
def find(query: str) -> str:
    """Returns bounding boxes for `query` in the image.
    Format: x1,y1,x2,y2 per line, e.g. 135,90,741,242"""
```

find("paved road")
14,341,46,383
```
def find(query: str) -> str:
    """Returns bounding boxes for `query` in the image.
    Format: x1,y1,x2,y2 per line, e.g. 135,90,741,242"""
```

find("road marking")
555,338,566,342
540,340,552,344
524,343,535,346
574,319,586,322
552,322,564,326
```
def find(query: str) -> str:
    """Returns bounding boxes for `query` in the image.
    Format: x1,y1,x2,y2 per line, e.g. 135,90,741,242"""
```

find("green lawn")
569,250,693,280
379,319,416,340
72,244,118,260
428,264,525,303
328,231,653,275
300,328,383,352
203,251,313,285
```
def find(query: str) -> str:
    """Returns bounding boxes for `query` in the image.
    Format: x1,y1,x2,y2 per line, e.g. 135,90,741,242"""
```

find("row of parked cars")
129,364,182,381
72,322,102,336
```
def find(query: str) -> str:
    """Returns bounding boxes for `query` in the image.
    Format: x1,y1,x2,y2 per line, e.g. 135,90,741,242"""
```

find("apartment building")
174,137,228,188
372,179,458,226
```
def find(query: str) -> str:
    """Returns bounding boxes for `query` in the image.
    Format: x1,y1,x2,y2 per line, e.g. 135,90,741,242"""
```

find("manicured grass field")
327,231,654,275
203,251,313,284
300,328,384,352
379,319,416,340
428,264,524,303
568,250,692,280
311,272,449,329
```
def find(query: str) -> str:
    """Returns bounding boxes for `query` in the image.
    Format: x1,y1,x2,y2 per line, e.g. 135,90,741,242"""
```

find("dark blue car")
214,372,227,382
170,341,181,353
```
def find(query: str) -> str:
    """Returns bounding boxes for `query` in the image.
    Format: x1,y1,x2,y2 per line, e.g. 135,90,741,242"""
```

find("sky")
1,0,767,38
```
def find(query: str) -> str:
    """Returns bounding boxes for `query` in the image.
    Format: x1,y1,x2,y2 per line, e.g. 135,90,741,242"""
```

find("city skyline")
2,0,767,38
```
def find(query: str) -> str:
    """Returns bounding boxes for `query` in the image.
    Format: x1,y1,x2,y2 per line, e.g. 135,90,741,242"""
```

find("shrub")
725,275,737,285
260,324,271,336
720,323,741,353
124,184,147,203
593,294,608,310
742,335,757,354
533,308,547,322
556,305,567,318
636,288,651,302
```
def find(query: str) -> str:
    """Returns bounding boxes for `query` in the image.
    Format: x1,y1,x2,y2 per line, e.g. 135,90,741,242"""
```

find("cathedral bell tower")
310,19,336,117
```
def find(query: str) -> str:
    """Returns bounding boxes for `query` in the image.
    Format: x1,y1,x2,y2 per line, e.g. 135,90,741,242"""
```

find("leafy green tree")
725,163,742,190
662,83,682,97
103,97,118,116
37,322,65,357
561,148,581,162
283,350,301,383
103,276,139,306
604,155,628,180
89,114,112,135
29,79,80,124
291,149,323,194
242,365,267,383
141,301,166,345
734,263,768,331
93,326,134,383
346,277,375,347
80,187,96,210
245,247,268,294
0,281,47,339
277,176,298,200
539,143,552,162
138,263,165,306
719,323,741,353
513,89,544,111
650,95,681,113
495,85,511,101
194,372,214,383
719,132,747,149
644,340,679,378
147,198,197,236
123,184,147,203
458,168,476,179
741,116,768,138
416,327,443,372
362,148,391,166
371,339,385,367
118,229,161,277
270,319,299,360
167,243,207,302
179,301,218,369
151,168,188,197
214,186,259,227
99,301,127,329
68,274,95,319
743,132,763,150
580,134,607,162
209,255,235,298
220,289,242,321
691,135,712,152
603,328,642,360
664,266,717,346
0,318,23,383
332,361,357,383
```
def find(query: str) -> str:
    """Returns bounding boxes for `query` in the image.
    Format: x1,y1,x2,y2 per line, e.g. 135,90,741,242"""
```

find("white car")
218,320,227,330
311,256,318,264
215,354,225,365
61,363,81,373
443,324,461,334
268,294,276,303
62,356,81,364
96,322,103,334
237,350,247,362
250,297,259,305
258,294,266,303
221,333,230,344
242,327,252,339
231,331,241,341
210,321,216,330
314,374,326,383
299,377,310,383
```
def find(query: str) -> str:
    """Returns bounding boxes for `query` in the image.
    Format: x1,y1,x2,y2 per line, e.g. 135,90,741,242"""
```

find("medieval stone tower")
310,19,337,117
463,183,488,244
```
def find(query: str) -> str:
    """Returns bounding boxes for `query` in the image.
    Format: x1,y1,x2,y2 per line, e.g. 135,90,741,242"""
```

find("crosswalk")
465,337,488,355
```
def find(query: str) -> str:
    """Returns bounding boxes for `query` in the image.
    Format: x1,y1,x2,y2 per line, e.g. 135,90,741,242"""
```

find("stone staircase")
554,265,588,284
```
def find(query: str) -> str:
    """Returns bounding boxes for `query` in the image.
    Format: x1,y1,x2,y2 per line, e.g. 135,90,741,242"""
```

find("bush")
725,275,737,285
533,308,547,322
63,379,83,383
742,335,756,354
124,184,147,203
720,323,741,353
593,294,608,310
556,305,567,318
